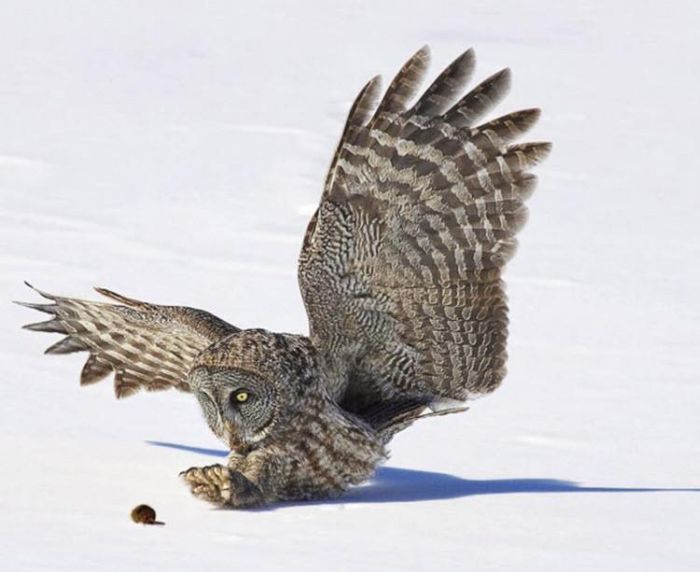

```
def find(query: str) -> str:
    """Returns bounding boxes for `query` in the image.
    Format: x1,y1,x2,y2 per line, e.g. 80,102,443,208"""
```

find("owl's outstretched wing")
298,47,550,415
17,283,239,397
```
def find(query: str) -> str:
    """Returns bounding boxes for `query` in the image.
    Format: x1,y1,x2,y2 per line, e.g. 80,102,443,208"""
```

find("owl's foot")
180,464,265,508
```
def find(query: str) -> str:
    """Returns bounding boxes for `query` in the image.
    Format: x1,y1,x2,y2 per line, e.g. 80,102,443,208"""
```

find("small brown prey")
130,504,164,526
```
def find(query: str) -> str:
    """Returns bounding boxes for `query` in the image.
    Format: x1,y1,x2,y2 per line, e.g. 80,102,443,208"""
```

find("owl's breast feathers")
268,395,387,500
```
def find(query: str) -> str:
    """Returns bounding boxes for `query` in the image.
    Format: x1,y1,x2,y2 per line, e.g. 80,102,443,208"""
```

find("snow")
1,1,698,570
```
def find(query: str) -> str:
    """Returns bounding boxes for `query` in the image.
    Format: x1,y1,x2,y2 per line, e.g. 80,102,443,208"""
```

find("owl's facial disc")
189,367,277,451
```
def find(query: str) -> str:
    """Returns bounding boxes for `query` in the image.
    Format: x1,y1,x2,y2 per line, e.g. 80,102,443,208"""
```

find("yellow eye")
234,391,249,403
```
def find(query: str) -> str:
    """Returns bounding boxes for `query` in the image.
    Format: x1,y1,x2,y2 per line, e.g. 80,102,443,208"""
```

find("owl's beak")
223,421,246,453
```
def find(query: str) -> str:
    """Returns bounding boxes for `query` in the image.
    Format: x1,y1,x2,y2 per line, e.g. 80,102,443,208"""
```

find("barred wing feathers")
299,47,550,407
18,283,239,398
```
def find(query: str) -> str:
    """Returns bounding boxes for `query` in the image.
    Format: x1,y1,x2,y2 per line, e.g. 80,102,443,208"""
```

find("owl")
18,46,550,508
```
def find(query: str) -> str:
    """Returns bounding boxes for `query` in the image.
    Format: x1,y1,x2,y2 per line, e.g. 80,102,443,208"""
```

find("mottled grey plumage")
18,47,550,508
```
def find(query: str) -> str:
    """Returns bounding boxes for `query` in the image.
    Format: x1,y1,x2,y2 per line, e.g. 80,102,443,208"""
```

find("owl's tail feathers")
363,397,468,442
16,282,238,398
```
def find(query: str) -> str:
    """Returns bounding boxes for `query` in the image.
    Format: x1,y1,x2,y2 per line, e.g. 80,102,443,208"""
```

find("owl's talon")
180,464,237,505
180,464,264,508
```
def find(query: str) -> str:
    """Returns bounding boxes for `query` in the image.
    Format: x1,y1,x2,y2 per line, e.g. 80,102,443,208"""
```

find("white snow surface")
1,1,698,570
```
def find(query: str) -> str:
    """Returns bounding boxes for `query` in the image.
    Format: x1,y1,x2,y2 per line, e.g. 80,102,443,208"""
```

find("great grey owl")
18,46,550,508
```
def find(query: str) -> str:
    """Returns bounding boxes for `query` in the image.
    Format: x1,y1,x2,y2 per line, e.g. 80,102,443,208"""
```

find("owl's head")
188,366,280,449
187,330,317,451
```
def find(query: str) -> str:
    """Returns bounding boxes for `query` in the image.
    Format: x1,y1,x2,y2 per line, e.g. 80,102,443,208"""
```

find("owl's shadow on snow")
147,441,699,506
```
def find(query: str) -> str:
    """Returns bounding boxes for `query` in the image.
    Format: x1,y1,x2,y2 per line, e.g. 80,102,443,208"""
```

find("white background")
1,1,698,570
